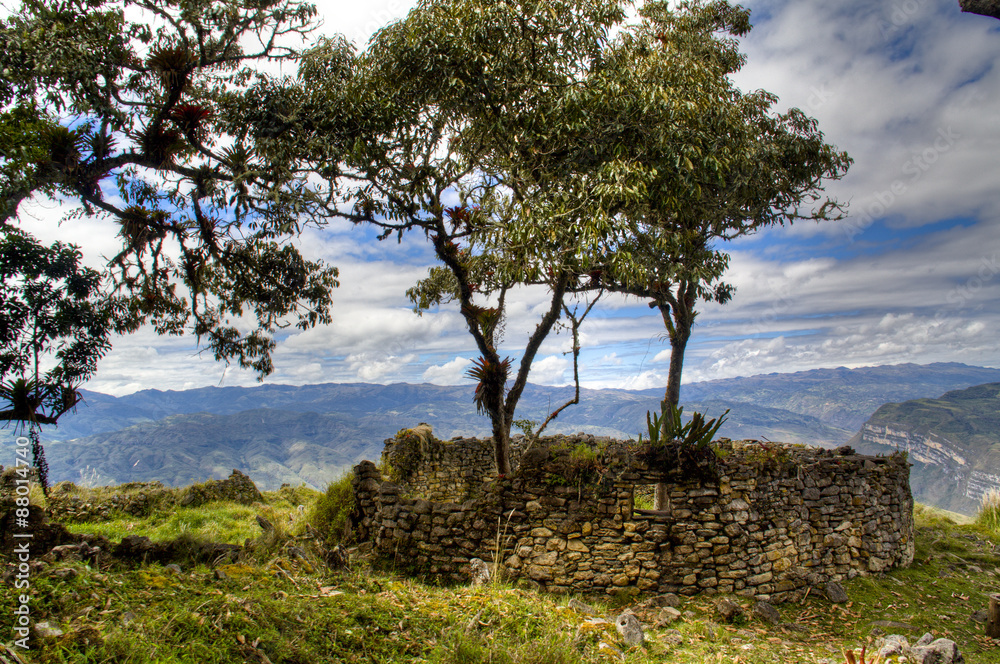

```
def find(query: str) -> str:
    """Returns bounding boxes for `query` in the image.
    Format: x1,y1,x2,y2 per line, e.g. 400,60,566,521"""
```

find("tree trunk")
654,298,693,511
492,412,512,476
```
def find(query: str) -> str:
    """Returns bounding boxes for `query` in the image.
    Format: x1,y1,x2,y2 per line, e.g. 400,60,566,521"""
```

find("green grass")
7,489,1000,663
60,487,317,545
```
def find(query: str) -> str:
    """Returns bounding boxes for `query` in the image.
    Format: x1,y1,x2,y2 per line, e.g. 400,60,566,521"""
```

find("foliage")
584,0,853,410
298,0,639,476
0,229,117,426
307,473,355,547
0,0,342,377
384,425,436,483
512,419,539,439
639,403,729,449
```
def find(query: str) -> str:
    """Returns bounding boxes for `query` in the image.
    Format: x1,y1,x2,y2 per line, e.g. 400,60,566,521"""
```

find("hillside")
26,362,1000,491
850,382,1000,515
1,482,996,663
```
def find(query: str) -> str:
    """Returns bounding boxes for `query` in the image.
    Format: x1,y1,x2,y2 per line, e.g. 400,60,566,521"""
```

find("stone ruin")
349,427,914,602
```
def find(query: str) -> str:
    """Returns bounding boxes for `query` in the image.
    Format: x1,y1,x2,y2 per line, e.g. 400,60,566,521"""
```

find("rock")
33,622,64,638
50,567,78,580
825,581,849,604
615,611,644,647
181,470,263,508
909,638,965,664
469,558,490,586
916,633,934,647
876,634,909,659
569,598,599,616
715,598,743,623
597,641,625,661
661,629,683,646
213,568,229,580
656,607,682,626
324,544,350,571
753,600,780,625
47,542,102,565
653,593,681,608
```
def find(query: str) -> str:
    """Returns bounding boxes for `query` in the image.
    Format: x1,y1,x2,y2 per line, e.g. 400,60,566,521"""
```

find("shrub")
976,489,1000,534
308,473,355,546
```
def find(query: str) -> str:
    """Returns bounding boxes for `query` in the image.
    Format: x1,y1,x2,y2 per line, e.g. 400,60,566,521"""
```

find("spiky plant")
466,356,511,417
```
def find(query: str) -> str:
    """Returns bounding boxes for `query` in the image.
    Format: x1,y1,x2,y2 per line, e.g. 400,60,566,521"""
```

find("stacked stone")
178,469,263,507
382,433,530,503
47,481,174,522
351,436,914,600
350,460,383,542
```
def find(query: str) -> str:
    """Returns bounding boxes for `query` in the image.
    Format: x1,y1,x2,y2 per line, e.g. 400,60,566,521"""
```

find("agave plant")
639,403,729,448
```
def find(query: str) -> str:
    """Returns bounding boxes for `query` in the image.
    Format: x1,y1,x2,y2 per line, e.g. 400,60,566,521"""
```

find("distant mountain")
682,362,1000,430
25,362,1000,491
850,382,1000,516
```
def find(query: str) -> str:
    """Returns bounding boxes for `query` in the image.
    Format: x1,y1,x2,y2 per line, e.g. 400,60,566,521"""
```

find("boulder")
715,598,743,623
469,558,491,586
615,610,644,647
825,581,849,604
753,600,780,625
909,638,965,664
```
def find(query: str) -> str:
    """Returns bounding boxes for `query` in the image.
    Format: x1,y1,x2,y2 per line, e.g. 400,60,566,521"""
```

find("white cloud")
347,352,418,382
529,355,570,386
422,357,473,385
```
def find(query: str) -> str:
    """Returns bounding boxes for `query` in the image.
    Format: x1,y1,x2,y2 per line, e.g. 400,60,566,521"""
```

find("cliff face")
850,382,1000,515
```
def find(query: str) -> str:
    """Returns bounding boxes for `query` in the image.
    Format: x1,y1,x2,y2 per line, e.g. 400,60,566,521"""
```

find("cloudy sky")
21,0,1000,396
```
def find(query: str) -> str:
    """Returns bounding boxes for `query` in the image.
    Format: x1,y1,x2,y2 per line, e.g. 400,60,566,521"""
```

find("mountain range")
18,362,1000,497
851,381,1000,515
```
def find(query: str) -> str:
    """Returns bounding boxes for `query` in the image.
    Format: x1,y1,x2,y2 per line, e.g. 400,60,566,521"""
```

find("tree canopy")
298,0,628,474
577,1,852,416
0,0,341,377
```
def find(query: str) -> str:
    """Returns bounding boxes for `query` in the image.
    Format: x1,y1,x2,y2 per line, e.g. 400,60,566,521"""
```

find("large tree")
0,0,342,377
0,228,121,491
586,1,852,418
299,0,628,475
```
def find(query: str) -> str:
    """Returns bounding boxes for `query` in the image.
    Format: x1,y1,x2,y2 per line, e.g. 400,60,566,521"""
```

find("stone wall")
380,424,527,503
352,433,914,602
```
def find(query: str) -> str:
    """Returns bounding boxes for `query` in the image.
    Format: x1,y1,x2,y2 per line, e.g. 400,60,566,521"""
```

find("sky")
18,0,1000,396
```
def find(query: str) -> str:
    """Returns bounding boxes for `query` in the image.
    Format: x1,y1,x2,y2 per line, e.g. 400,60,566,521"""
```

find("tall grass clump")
307,472,355,546
975,489,1000,534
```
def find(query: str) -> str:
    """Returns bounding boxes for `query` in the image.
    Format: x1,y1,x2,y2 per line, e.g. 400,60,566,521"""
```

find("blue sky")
21,0,1000,396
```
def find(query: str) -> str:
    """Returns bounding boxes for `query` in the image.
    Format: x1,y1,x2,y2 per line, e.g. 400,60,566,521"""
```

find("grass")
5,487,1000,663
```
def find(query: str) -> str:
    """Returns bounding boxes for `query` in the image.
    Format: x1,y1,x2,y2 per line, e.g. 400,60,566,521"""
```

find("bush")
308,473,355,546
976,489,1000,534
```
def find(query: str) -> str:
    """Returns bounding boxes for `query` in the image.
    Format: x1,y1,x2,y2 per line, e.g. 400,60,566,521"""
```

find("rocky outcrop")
850,383,1000,515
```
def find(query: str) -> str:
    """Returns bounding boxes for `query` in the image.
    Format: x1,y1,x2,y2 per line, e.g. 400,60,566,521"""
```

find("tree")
582,1,851,418
297,0,628,475
959,0,1000,19
0,0,341,377
0,228,120,491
